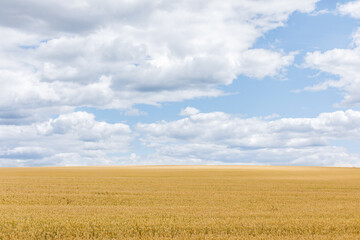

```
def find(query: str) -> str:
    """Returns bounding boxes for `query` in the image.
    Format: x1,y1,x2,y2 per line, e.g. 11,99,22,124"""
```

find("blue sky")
1,0,360,166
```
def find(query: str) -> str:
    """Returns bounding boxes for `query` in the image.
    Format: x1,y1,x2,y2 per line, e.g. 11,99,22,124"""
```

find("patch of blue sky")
317,0,353,11
19,39,51,50
254,10,357,52
329,139,360,154
19,45,38,50
181,76,343,118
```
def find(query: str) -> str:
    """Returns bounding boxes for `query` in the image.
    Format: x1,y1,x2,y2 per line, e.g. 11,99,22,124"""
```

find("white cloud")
304,27,360,107
180,107,200,116
0,70,115,124
238,49,296,79
338,0,360,18
124,108,147,117
3,108,360,167
137,109,360,166
0,0,318,123
0,112,134,166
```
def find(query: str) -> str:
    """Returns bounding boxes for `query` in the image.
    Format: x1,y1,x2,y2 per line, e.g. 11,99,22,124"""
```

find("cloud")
3,108,360,167
304,27,360,107
338,0,360,18
0,0,318,123
137,109,360,166
180,107,200,116
0,112,134,167
124,108,147,117
237,49,296,79
1,0,334,167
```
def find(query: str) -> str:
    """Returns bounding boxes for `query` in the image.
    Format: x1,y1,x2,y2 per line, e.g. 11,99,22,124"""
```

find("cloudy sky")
1,0,360,167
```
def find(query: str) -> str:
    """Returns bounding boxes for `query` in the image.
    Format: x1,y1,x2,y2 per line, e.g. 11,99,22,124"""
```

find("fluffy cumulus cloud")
3,107,360,167
338,0,360,18
0,112,134,167
0,0,318,124
137,108,360,166
304,27,360,107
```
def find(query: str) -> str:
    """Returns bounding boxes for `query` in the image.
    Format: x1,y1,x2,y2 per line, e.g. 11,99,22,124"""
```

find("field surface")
0,166,359,239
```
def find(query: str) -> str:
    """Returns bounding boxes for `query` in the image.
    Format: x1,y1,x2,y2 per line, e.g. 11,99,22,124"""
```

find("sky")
1,0,360,167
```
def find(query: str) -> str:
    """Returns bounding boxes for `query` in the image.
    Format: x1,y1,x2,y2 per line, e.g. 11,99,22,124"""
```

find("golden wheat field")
0,166,359,240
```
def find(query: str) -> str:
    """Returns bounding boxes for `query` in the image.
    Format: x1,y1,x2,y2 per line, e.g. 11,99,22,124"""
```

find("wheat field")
0,166,359,239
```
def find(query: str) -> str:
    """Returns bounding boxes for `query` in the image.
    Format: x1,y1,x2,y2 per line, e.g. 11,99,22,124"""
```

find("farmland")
0,166,359,239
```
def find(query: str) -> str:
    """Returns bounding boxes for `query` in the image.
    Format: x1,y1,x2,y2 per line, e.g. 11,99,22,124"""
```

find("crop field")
0,166,359,239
